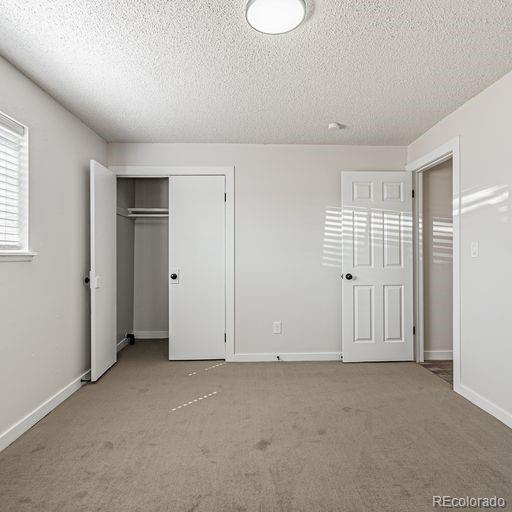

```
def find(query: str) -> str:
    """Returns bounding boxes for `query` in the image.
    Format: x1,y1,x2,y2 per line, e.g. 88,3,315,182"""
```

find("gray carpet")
1,340,511,512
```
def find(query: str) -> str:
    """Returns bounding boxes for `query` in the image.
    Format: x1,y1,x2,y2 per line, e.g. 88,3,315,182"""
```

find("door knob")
170,273,178,280
345,273,353,280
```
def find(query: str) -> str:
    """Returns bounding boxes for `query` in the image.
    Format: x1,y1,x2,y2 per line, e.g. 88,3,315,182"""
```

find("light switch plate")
470,241,479,258
273,321,282,334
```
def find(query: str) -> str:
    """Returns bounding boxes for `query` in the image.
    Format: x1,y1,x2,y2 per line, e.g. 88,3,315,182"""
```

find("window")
0,111,33,261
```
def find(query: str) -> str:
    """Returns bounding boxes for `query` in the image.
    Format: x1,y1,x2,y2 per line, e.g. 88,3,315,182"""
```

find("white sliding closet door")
89,160,117,381
169,176,226,360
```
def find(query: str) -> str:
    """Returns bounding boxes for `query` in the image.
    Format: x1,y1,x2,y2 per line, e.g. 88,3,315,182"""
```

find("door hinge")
224,193,227,202
413,326,416,335
224,333,226,343
412,189,415,198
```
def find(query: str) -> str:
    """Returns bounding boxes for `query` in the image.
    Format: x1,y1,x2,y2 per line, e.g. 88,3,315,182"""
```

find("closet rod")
116,208,169,218
127,207,168,213
128,214,169,218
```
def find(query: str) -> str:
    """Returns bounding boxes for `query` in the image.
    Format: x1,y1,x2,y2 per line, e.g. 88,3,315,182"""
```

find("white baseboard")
117,337,129,352
456,383,512,430
232,352,342,362
424,350,453,360
133,330,168,340
0,370,90,452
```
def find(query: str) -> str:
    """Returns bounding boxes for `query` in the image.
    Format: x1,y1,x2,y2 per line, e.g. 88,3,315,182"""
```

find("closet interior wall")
117,178,135,344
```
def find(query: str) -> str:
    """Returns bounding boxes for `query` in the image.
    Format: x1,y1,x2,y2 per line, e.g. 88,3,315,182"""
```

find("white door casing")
90,160,117,381
169,176,226,360
341,171,413,362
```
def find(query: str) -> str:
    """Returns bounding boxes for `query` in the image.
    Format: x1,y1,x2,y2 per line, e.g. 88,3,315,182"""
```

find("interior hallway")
420,360,454,386
1,342,511,512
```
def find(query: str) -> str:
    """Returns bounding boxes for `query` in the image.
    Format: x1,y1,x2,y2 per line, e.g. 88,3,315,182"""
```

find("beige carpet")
1,341,511,512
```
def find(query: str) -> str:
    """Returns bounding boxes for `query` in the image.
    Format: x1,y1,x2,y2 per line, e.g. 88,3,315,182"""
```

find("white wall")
422,159,453,359
0,57,107,446
408,69,512,426
108,144,406,357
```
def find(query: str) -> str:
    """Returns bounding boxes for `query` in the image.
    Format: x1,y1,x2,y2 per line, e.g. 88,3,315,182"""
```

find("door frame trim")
111,166,235,362
406,137,461,393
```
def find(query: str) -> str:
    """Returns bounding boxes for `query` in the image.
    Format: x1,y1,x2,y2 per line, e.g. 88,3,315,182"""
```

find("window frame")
0,110,35,262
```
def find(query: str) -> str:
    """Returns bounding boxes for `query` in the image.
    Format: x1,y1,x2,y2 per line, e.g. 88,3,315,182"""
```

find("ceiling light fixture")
246,0,306,35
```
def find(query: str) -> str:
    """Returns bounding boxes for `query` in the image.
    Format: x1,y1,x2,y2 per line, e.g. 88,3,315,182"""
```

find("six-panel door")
341,171,413,362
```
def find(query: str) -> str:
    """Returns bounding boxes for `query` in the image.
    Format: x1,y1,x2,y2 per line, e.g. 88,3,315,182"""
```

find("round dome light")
246,0,306,35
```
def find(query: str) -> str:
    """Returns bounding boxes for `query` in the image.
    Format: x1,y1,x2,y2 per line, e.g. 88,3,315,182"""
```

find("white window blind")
0,112,28,251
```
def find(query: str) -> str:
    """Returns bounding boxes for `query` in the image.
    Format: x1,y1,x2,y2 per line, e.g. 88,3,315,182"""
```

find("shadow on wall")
459,185,509,216
432,217,453,265
322,207,342,268
326,184,509,273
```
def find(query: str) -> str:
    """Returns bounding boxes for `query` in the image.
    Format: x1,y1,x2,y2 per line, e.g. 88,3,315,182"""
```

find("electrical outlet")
273,321,282,334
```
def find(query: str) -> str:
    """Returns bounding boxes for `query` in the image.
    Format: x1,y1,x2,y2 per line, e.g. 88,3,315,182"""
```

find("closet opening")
117,177,169,360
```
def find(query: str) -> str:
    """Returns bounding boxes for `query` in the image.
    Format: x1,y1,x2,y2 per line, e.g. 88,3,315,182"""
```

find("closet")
89,161,228,382
116,177,169,346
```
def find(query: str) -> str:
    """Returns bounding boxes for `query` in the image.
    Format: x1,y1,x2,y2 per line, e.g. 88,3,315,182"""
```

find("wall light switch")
470,241,479,258
273,321,282,334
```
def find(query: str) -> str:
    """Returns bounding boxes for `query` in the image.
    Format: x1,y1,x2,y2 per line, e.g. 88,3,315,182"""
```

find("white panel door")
169,176,226,360
90,160,117,381
341,171,413,362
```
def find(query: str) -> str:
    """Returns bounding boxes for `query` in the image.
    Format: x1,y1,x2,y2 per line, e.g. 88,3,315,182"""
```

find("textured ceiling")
1,1,512,144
